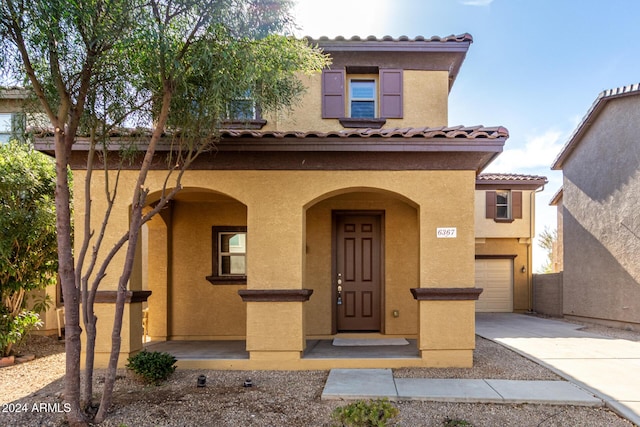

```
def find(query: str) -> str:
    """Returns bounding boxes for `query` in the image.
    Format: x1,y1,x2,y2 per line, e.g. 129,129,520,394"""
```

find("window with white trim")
349,79,376,118
0,114,13,143
495,190,511,220
485,190,523,222
206,226,247,284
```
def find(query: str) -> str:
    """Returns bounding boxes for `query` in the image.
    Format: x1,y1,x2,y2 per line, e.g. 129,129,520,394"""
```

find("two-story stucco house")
27,34,547,370
551,84,640,331
475,173,547,313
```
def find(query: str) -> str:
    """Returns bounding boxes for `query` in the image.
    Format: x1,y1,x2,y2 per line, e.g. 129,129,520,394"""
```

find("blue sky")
293,0,640,269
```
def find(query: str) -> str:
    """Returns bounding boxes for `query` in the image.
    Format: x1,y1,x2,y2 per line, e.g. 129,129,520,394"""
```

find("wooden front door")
335,213,382,331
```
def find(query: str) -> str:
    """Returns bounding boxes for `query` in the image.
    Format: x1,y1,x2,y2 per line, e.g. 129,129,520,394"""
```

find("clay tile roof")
220,126,507,140
476,173,548,187
306,34,473,44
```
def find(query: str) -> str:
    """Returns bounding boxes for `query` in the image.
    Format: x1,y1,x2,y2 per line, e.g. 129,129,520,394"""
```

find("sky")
292,0,640,270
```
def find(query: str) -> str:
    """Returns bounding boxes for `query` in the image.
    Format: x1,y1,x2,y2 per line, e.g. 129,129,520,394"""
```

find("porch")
144,337,423,370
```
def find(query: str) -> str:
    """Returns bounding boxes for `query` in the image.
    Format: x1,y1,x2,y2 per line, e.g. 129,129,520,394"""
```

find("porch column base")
249,351,301,362
415,299,477,368
420,349,473,368
80,291,151,369
243,295,311,356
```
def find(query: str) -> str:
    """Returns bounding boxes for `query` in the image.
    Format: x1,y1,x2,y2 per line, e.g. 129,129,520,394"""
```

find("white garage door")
475,259,513,312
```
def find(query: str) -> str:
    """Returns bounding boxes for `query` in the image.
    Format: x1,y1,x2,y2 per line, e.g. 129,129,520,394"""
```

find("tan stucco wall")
73,168,477,367
475,238,532,312
170,197,247,339
262,70,449,132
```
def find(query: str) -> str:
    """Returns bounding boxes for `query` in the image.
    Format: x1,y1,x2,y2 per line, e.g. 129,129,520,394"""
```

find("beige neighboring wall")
474,189,536,239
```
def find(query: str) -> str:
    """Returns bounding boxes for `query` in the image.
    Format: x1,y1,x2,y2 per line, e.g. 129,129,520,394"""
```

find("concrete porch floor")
145,339,420,360
143,339,421,369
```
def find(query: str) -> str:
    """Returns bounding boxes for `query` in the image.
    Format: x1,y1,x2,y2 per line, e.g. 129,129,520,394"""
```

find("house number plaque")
436,227,457,238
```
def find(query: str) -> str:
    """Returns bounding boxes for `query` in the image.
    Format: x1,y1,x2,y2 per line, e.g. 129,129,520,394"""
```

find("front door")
334,213,382,331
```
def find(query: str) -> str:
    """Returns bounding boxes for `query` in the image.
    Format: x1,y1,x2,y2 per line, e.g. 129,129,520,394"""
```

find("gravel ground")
0,319,637,427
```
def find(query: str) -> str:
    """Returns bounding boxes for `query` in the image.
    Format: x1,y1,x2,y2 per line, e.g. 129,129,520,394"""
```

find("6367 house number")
436,227,457,238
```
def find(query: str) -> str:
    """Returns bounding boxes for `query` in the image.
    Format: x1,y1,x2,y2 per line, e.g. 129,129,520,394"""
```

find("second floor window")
227,91,257,121
495,190,511,219
321,68,403,122
349,79,376,118
486,190,523,222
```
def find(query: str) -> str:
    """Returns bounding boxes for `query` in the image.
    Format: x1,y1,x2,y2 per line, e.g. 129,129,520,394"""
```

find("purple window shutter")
486,191,496,219
380,69,403,118
512,191,523,219
322,69,345,118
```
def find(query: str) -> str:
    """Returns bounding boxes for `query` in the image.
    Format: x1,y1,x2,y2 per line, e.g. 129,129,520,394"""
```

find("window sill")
220,119,267,130
339,118,386,129
206,275,247,285
493,218,515,223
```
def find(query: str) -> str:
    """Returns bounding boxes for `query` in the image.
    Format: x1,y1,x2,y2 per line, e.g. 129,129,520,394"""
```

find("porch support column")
145,207,171,341
415,172,479,367
242,196,311,363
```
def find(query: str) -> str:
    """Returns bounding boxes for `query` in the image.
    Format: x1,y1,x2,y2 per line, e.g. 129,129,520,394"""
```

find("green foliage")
442,418,473,427
537,226,558,273
0,307,42,357
126,350,177,385
331,399,399,427
0,140,58,296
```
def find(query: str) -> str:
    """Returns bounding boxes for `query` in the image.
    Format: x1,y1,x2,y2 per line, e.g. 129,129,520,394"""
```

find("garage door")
475,259,513,312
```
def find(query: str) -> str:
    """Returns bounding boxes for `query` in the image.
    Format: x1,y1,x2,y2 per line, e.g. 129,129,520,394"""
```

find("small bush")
331,398,399,427
0,308,43,357
126,350,176,385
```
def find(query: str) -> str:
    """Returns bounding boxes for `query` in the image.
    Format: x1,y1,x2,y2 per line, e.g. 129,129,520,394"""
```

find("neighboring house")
475,173,547,313
0,88,28,143
29,34,546,370
551,83,640,330
0,88,62,336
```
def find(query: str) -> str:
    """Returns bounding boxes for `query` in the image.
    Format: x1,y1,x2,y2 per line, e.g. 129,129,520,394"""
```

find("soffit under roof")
306,34,473,91
34,125,508,173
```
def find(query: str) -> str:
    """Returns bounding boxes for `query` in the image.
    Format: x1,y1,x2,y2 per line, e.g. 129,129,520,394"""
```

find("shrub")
126,350,176,384
331,398,399,427
0,308,43,357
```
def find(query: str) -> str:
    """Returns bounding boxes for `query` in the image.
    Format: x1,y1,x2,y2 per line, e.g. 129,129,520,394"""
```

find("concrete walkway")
322,313,640,426
475,313,640,426
322,368,601,406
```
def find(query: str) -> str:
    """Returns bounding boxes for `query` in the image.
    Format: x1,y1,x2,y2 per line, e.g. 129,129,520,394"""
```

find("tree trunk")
94,87,173,423
55,130,87,426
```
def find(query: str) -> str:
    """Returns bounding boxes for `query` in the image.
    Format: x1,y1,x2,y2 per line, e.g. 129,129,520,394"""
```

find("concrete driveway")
476,313,640,426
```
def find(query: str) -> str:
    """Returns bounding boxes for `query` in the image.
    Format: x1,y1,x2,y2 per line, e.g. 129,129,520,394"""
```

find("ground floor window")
206,226,247,284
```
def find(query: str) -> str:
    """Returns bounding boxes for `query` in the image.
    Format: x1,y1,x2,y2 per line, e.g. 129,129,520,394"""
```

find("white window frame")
495,190,511,220
0,113,13,143
218,231,247,276
348,77,377,118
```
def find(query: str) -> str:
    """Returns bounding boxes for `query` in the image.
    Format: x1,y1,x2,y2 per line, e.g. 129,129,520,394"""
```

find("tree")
537,226,558,273
0,1,328,425
0,140,57,357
